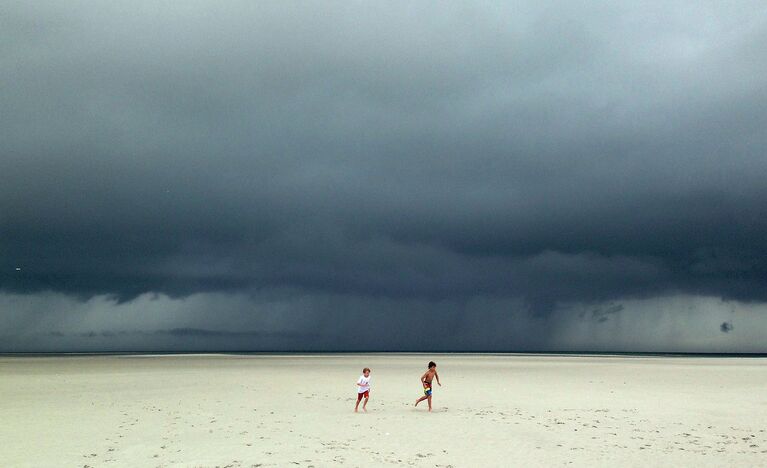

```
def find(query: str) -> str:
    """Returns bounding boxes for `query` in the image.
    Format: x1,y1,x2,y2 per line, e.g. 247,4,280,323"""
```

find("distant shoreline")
2,351,766,358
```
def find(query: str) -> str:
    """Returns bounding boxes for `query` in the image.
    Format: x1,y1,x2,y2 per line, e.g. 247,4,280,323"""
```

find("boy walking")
355,367,371,412
415,361,441,411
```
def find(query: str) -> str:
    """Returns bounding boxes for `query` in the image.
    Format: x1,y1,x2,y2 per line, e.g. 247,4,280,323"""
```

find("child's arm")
435,371,441,386
420,371,428,384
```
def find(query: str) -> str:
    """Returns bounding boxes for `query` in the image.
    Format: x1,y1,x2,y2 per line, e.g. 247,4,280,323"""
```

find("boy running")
355,367,371,412
415,361,441,411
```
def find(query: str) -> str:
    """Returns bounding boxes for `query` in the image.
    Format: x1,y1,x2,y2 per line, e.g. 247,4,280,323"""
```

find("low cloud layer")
0,291,762,353
2,2,767,351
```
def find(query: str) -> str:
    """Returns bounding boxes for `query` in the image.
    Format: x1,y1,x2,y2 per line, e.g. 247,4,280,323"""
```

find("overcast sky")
2,1,766,352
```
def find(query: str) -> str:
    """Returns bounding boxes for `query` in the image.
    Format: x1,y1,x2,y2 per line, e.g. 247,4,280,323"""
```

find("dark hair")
363,367,370,373
428,361,436,369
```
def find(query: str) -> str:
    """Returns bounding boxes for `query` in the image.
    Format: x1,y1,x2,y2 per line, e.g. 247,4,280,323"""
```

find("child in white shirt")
354,367,371,412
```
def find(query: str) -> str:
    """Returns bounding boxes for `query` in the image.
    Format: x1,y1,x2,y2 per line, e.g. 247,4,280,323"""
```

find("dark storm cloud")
579,304,625,323
63,328,316,339
2,291,763,353
2,0,767,338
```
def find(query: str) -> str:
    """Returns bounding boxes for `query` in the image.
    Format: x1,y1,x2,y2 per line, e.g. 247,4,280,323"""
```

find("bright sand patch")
1,354,766,467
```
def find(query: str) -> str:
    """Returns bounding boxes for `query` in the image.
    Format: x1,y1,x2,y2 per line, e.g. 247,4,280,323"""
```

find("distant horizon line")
2,350,766,358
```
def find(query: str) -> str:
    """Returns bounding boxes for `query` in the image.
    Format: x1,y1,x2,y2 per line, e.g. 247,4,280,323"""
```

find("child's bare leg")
415,395,427,406
354,398,360,412
427,395,432,412
362,397,369,411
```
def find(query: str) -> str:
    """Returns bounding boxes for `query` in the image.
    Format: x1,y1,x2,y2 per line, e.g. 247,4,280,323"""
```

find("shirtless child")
414,361,441,411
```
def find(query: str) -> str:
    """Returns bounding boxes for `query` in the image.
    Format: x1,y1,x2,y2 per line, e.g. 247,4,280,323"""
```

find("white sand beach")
2,354,766,467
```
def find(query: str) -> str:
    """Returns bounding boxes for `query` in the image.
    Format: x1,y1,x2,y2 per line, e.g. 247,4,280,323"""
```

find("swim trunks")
357,390,369,401
423,386,432,396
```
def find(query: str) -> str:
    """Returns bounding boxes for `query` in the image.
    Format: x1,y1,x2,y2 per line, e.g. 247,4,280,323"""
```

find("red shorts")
357,390,369,401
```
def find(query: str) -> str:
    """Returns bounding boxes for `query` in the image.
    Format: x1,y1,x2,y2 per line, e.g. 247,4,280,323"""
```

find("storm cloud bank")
2,2,767,351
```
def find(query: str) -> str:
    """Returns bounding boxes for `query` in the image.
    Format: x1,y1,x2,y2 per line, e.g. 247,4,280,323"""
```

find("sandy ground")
1,354,766,467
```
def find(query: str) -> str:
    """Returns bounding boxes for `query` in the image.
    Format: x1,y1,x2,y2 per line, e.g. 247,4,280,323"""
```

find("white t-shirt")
357,375,371,393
